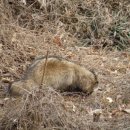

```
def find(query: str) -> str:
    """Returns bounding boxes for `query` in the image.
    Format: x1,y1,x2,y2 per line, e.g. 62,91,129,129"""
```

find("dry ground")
0,37,130,130
0,0,130,130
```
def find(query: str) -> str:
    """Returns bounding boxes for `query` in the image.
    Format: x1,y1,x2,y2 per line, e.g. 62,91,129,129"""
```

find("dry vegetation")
0,0,130,130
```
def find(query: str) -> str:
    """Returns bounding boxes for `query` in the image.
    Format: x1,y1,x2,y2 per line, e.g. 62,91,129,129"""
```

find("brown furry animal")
10,56,98,96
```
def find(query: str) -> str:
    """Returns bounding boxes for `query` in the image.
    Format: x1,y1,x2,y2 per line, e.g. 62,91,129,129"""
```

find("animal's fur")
10,56,98,96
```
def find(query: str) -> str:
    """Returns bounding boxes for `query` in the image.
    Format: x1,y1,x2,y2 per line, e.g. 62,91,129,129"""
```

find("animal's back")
22,57,76,90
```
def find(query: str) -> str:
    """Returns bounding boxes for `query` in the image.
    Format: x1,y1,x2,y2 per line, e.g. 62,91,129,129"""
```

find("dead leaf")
111,109,124,117
106,97,113,103
72,104,76,112
66,52,75,59
53,35,62,47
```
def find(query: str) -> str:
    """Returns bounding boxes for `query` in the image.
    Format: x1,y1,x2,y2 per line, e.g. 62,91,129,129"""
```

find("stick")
40,50,49,89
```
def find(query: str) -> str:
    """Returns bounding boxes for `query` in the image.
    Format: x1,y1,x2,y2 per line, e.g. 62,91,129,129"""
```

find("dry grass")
0,0,130,130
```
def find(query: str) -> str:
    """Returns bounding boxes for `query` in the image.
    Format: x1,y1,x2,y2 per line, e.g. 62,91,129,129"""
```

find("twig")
40,50,49,89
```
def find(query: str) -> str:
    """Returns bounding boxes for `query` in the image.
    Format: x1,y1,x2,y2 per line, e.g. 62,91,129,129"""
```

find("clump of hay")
0,88,80,130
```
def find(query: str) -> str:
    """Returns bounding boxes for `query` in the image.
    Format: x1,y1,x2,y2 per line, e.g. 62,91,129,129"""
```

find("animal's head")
80,69,98,94
90,69,98,87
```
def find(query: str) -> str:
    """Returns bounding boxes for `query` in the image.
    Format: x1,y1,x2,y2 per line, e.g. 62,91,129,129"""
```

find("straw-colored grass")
0,0,130,129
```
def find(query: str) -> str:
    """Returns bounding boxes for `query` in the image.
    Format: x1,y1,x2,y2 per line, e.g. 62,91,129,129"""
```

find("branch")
40,50,49,89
